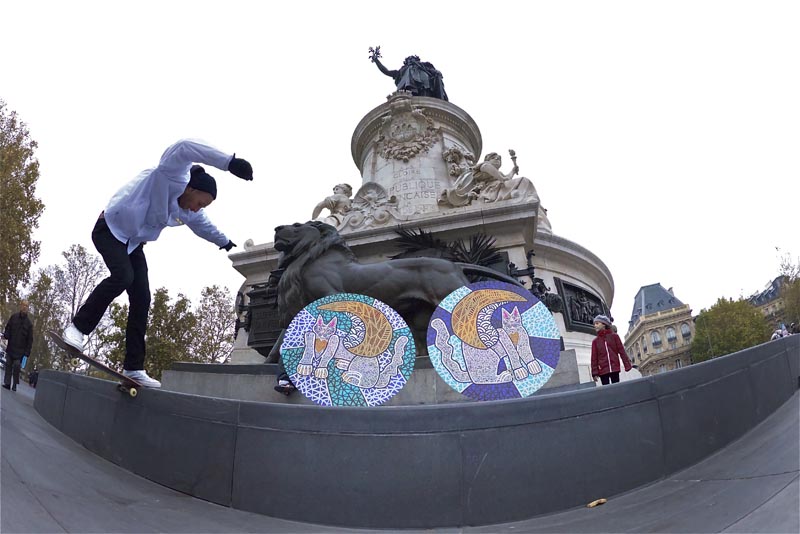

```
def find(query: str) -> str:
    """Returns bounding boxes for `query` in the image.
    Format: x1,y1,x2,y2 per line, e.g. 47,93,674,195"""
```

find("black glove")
228,154,253,181
220,240,237,252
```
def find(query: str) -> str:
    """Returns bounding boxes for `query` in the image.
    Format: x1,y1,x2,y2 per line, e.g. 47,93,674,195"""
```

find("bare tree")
53,244,107,320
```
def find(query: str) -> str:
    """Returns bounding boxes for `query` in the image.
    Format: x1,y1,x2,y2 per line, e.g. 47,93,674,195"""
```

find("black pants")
3,355,21,387
72,217,150,371
600,372,620,385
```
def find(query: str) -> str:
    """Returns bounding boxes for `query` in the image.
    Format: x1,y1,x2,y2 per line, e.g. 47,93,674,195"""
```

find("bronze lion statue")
272,221,524,356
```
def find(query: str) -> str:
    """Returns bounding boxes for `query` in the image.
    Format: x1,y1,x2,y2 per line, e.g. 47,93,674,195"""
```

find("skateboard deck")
48,330,143,397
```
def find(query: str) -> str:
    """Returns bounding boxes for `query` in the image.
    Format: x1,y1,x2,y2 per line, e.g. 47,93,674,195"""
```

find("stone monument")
227,49,615,388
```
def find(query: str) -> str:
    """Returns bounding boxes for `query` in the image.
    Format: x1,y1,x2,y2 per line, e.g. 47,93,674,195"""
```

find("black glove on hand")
220,240,237,252
228,154,253,181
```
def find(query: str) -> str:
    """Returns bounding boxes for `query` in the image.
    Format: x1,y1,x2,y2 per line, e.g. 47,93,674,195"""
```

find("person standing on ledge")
369,46,449,101
591,314,632,385
62,139,254,388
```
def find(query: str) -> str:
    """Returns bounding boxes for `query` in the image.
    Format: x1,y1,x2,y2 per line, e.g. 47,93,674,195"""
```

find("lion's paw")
514,367,529,381
297,364,313,376
335,359,349,370
314,368,329,379
342,371,362,386
528,360,542,375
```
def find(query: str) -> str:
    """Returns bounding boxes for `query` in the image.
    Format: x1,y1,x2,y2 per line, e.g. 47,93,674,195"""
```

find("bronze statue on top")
369,46,448,101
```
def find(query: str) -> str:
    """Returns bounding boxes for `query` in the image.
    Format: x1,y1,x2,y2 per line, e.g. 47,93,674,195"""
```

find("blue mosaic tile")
426,281,562,401
281,293,416,407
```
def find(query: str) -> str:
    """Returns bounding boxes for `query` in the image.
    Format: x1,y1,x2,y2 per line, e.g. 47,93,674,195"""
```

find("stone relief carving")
553,278,609,335
376,93,440,163
439,150,539,207
342,182,402,229
314,182,402,231
442,145,475,178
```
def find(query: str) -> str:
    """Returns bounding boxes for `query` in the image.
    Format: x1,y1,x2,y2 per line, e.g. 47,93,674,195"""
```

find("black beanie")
189,165,217,199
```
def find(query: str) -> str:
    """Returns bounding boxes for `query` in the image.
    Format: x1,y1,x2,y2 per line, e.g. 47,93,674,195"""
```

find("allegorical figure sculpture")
311,183,352,227
440,151,537,207
369,46,448,101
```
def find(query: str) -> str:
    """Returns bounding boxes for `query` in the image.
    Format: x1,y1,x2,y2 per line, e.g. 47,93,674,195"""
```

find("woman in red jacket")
591,314,632,385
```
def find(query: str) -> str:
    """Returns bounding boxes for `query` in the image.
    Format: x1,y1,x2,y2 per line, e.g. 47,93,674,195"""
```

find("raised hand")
368,45,382,63
228,154,253,181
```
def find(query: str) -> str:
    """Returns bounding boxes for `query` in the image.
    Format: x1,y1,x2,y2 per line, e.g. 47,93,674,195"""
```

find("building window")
659,364,667,373
666,327,676,342
675,359,683,369
681,323,691,339
651,331,662,346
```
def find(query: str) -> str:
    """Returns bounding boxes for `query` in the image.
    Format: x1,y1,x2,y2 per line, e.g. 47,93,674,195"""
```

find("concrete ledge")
34,335,799,529
162,348,586,406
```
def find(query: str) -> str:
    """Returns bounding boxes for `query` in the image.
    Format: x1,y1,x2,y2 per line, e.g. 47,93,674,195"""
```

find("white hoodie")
103,139,233,254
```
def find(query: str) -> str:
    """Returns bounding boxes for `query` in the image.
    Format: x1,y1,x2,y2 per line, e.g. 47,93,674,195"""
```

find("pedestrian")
61,139,254,387
2,300,34,392
29,367,39,388
591,314,632,385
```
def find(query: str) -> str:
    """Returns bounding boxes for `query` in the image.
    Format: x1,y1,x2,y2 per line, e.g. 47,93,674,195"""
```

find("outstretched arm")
312,197,332,220
373,56,398,79
184,210,230,249
157,139,232,176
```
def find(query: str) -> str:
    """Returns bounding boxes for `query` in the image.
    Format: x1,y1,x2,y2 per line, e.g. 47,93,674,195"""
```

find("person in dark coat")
2,300,34,391
590,314,632,385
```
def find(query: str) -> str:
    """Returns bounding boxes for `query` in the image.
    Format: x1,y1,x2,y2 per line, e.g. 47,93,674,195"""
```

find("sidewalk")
2,382,798,533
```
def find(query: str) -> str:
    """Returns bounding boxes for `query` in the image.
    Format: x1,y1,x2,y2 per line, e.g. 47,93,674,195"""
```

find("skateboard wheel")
586,498,607,508
71,358,80,368
128,388,138,398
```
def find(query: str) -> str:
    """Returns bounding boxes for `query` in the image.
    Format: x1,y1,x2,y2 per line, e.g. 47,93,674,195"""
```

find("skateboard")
274,383,296,396
47,330,143,397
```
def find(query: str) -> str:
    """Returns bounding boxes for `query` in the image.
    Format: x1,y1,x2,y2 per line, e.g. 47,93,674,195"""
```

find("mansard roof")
748,276,788,307
629,283,685,329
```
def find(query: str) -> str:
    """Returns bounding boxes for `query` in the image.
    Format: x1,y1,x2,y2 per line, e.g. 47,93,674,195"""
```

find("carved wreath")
377,108,440,163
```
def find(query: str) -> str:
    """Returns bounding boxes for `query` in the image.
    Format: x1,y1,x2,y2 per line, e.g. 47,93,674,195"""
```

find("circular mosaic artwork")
280,293,416,407
426,281,561,401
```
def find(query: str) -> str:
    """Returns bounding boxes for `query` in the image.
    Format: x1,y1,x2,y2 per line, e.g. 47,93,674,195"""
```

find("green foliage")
143,288,198,380
97,302,128,371
24,269,63,372
0,100,45,308
778,252,800,329
20,246,110,373
73,284,237,379
691,298,771,363
782,278,800,329
193,285,235,364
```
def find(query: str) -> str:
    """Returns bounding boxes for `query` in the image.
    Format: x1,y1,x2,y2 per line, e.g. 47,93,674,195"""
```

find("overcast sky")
3,0,798,331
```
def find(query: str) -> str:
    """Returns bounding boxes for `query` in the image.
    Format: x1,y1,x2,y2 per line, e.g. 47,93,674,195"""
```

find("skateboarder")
62,139,254,388
3,300,33,391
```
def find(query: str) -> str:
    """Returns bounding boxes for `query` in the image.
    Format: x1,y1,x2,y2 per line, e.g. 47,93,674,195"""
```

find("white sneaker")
122,369,161,388
63,324,88,352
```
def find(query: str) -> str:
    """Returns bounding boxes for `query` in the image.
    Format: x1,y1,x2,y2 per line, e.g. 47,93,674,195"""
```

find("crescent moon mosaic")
280,293,416,407
427,281,561,401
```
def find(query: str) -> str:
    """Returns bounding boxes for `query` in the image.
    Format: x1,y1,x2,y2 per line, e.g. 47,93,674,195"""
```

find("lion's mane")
276,221,356,325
